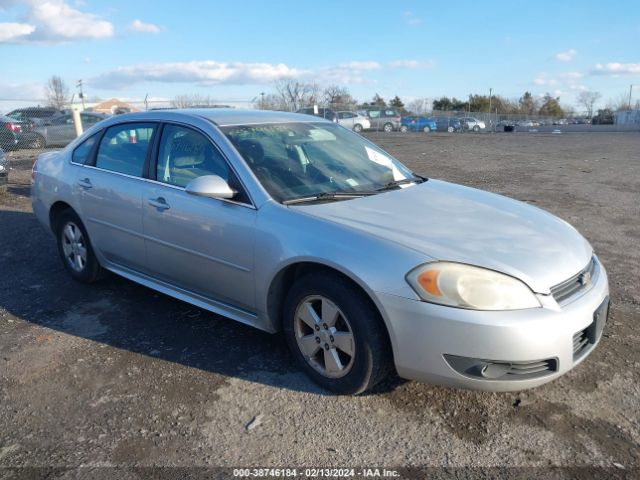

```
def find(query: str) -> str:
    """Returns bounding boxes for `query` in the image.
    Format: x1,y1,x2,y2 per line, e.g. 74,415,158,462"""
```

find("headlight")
406,262,541,310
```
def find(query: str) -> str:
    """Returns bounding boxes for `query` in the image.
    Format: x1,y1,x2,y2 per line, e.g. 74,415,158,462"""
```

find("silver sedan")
31,109,609,394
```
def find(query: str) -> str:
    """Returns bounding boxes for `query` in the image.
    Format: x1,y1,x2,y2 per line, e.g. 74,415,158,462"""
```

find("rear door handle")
77,178,92,189
148,197,170,211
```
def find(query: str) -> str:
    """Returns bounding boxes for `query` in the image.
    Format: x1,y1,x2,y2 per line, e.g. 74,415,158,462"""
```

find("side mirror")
185,175,236,200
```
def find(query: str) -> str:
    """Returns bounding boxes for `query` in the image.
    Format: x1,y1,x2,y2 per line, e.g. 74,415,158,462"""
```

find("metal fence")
1,98,639,168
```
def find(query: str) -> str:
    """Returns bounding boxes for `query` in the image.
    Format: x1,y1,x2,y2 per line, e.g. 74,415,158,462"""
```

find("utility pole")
629,84,633,110
144,94,149,111
260,91,265,110
488,87,493,130
76,80,85,110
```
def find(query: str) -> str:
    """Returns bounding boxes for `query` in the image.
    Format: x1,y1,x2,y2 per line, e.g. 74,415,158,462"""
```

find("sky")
1,0,639,112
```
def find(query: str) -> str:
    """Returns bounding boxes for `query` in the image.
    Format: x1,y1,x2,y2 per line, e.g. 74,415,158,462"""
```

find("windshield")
221,122,415,203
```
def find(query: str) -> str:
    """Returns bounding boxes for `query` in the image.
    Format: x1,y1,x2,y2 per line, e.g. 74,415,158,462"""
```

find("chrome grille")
573,328,589,358
551,257,597,304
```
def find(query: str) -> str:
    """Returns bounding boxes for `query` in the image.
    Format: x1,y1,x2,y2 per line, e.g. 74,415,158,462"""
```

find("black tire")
353,124,363,133
383,123,394,133
399,125,408,133
30,135,45,149
473,125,480,132
54,209,104,283
283,272,392,395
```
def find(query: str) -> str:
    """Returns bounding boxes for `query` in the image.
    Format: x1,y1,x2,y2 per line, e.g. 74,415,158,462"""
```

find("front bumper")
376,259,609,391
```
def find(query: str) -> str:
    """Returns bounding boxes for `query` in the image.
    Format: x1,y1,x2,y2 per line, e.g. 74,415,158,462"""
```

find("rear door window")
95,123,156,177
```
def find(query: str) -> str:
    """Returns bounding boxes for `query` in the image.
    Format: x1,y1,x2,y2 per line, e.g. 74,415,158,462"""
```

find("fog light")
444,354,557,381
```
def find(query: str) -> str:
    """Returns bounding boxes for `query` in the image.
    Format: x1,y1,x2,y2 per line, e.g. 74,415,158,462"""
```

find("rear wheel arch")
49,201,75,232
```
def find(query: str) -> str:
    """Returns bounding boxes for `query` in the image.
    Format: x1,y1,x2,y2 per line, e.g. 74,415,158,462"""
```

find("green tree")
371,93,386,107
538,94,564,117
389,95,409,115
519,91,538,115
469,94,491,112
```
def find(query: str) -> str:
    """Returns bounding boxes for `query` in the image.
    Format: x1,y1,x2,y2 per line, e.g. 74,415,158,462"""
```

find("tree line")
41,75,638,119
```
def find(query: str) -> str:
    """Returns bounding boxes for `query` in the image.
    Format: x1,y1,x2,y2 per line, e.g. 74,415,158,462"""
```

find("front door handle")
148,197,170,211
77,178,92,189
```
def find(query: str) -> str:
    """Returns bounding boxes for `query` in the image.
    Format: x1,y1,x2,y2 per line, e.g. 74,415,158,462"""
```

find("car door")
76,122,158,273
141,123,257,312
43,114,74,145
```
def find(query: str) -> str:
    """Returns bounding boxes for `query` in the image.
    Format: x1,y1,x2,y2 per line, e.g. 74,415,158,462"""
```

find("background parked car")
0,115,28,151
458,117,486,132
363,108,401,132
0,147,8,188
336,111,370,132
31,112,108,148
434,117,462,133
296,107,338,122
399,116,437,133
5,107,65,127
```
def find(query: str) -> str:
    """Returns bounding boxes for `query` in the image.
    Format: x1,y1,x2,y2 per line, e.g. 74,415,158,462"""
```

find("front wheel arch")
267,262,389,336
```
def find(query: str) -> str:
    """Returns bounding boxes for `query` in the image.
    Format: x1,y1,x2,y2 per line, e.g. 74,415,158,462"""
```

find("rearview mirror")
185,175,236,200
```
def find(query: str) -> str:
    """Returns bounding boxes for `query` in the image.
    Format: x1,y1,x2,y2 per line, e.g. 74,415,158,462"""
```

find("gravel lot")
0,132,638,477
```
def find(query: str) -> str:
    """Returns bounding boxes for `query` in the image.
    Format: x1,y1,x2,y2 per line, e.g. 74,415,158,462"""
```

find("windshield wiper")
282,191,376,205
375,175,427,192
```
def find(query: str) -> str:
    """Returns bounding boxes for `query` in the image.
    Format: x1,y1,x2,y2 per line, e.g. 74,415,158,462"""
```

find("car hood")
296,180,592,293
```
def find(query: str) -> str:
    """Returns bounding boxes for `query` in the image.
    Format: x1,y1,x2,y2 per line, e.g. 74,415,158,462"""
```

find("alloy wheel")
61,221,87,272
293,295,355,378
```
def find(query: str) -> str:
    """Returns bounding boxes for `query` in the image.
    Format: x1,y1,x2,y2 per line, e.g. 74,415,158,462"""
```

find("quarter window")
72,133,99,164
95,123,156,177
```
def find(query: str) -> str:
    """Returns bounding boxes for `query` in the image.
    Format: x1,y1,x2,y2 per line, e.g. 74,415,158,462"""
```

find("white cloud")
128,19,161,34
337,61,381,70
90,61,306,89
0,22,35,42
555,49,577,62
591,63,640,75
0,0,113,43
559,71,583,80
389,59,434,69
0,81,45,101
403,11,422,26
533,77,558,86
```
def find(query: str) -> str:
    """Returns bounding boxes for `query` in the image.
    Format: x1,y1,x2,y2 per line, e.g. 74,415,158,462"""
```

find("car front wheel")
55,209,103,283
473,125,480,132
353,124,363,133
447,126,454,133
383,123,393,133
283,272,392,395
399,125,408,133
423,126,431,133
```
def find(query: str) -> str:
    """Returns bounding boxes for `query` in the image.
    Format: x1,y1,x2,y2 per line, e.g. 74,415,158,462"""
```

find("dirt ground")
0,132,638,478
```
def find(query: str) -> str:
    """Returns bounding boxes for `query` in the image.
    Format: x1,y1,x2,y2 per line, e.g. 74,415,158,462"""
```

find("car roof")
104,108,333,127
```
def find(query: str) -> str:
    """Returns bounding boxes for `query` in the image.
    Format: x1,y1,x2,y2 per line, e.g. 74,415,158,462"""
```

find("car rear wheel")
383,123,393,133
283,272,392,395
353,124,363,133
423,126,431,133
473,125,480,132
447,126,454,133
399,125,408,133
54,210,104,283
30,134,46,149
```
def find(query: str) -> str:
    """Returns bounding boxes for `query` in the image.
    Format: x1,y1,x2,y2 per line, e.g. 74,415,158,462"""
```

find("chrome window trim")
154,120,256,208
